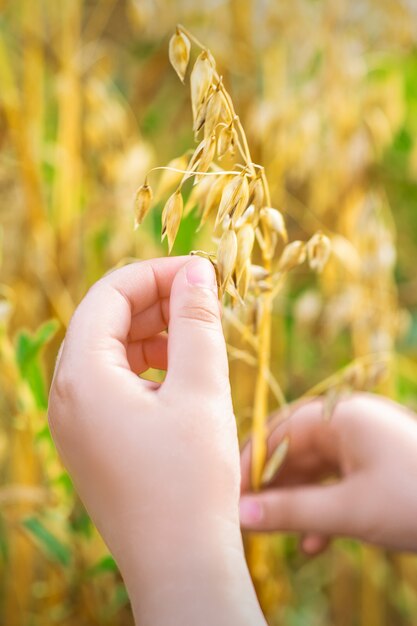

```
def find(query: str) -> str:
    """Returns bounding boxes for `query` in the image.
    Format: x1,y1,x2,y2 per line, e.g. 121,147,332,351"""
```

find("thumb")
239,483,352,537
164,256,229,395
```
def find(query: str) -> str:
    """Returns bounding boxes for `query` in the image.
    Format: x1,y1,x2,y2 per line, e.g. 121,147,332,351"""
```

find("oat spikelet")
260,207,288,243
216,175,242,225
198,133,217,173
235,204,255,229
216,174,249,226
190,51,213,123
278,241,306,272
217,228,238,290
134,182,153,229
187,137,206,172
261,436,290,485
193,93,211,136
217,122,236,159
162,189,183,253
238,259,251,299
199,174,232,228
169,29,191,83
248,177,264,210
204,85,226,137
251,265,270,281
230,175,250,223
236,224,255,282
307,232,332,272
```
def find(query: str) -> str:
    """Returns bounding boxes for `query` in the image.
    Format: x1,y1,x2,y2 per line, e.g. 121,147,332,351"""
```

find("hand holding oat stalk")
135,25,331,489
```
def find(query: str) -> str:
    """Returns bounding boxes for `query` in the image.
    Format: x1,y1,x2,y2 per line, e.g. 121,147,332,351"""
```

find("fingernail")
239,498,263,526
185,257,217,290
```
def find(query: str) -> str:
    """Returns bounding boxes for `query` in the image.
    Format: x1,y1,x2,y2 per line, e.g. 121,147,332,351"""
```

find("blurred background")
1,0,417,624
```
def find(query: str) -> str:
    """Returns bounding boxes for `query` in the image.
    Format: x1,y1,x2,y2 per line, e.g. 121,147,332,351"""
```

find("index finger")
60,256,189,373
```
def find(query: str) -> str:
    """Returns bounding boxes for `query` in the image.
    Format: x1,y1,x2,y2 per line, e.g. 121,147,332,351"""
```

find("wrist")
118,519,265,626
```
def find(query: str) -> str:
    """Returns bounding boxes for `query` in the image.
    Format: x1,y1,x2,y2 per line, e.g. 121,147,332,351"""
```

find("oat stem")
260,168,272,206
176,24,207,51
147,166,248,178
251,262,273,489
250,162,276,488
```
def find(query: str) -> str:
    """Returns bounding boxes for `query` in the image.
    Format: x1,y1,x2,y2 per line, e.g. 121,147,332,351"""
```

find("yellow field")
1,1,417,624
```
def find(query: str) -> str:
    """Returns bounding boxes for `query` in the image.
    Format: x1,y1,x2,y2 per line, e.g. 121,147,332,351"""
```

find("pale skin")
48,255,417,625
48,255,266,626
240,394,417,555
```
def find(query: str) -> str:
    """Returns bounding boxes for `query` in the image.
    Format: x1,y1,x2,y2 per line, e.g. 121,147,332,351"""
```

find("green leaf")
15,319,59,409
22,516,71,567
108,582,129,615
0,514,9,564
35,424,53,443
52,472,74,495
16,319,59,365
88,554,118,578
70,503,93,537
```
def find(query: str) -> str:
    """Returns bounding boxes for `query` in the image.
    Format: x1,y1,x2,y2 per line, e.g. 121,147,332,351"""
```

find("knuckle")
178,295,219,326
264,491,299,531
276,493,295,530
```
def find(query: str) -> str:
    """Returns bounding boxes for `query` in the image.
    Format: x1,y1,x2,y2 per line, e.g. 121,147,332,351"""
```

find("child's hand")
48,256,264,626
240,393,417,554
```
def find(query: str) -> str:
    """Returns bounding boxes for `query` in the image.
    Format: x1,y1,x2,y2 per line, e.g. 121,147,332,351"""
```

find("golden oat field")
1,1,417,624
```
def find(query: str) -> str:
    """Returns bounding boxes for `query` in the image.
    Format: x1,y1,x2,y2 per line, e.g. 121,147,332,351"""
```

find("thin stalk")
251,277,273,489
260,168,272,206
177,24,207,51
147,165,248,178
252,167,275,488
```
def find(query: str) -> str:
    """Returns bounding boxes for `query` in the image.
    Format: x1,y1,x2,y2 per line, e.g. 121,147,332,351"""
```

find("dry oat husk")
162,189,183,253
307,232,332,272
134,183,153,228
169,29,191,83
217,228,238,291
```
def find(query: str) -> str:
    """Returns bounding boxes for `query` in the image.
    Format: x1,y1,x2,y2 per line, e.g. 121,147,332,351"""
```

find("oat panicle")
135,24,330,490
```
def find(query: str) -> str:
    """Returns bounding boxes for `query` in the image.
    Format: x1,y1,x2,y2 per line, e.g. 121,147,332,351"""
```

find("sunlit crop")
1,1,417,624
